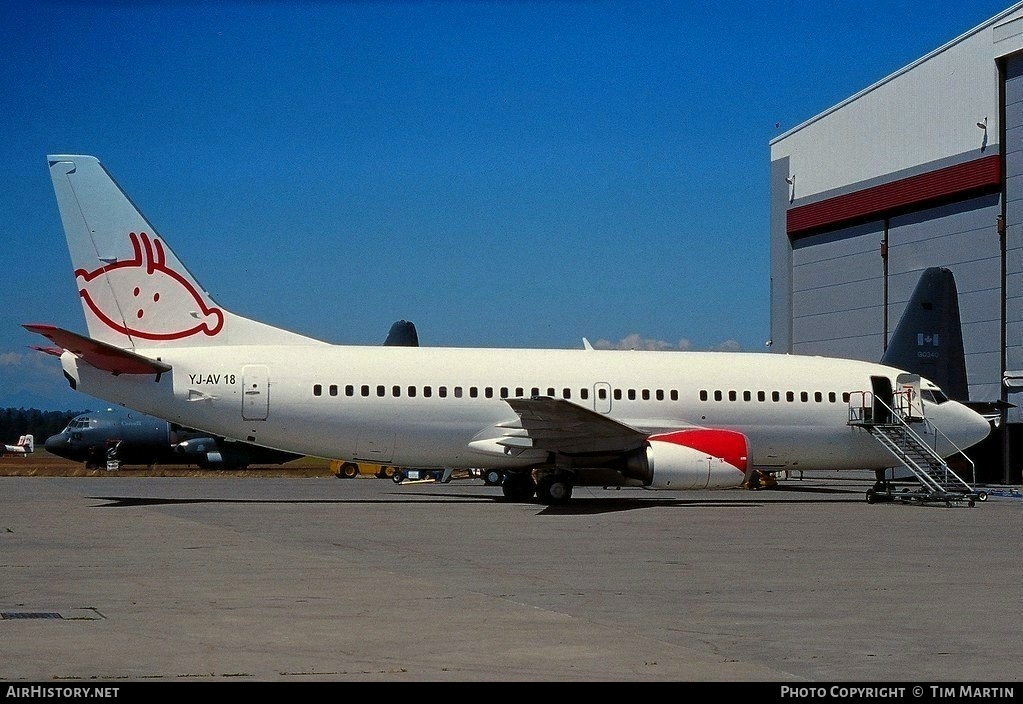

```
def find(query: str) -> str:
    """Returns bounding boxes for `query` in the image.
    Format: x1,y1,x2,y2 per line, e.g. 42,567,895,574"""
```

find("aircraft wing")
23,324,172,376
499,396,650,455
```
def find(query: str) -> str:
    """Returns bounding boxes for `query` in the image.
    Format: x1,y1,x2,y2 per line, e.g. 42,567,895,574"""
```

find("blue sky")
1,0,1016,411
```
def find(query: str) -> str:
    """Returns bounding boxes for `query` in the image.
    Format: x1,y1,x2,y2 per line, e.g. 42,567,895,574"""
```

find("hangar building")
769,3,1023,484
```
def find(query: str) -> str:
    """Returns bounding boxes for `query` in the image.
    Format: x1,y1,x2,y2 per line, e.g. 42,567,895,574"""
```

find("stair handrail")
882,393,976,490
867,428,946,493
918,416,977,489
850,390,976,493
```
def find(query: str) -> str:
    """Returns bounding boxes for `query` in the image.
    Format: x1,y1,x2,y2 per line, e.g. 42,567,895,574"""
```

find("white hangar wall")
777,37,1000,195
770,3,1023,434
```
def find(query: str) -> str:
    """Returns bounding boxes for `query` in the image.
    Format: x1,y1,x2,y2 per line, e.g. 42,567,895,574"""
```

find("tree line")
0,408,88,444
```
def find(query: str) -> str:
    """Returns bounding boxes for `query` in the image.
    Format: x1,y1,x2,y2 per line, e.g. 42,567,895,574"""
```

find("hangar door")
1004,53,1023,423
791,194,1002,395
791,219,885,362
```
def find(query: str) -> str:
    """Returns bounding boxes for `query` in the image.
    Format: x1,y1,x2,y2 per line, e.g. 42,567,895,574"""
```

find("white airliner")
2,435,34,456
25,155,991,503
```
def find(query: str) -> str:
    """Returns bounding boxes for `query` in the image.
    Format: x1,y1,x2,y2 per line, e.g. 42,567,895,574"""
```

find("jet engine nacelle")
623,428,749,490
175,437,249,469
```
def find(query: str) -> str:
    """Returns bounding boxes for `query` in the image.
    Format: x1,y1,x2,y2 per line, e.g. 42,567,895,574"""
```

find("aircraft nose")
957,404,992,449
44,434,67,453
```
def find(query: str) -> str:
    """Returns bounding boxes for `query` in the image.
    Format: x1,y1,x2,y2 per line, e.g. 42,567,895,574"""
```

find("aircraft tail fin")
881,267,969,401
19,435,34,454
383,319,419,346
46,155,325,349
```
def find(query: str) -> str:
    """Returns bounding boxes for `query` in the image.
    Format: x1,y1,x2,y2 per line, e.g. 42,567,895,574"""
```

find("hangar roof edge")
769,1,1023,148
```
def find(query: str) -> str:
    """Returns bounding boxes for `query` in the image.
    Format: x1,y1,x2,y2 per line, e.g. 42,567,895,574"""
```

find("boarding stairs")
848,387,985,507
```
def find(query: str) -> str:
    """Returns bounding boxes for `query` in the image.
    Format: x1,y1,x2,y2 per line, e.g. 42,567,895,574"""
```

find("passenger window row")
310,384,685,401
698,389,849,403
310,384,851,405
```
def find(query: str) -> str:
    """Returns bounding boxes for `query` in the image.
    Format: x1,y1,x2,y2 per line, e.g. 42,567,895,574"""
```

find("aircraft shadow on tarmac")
88,483,869,514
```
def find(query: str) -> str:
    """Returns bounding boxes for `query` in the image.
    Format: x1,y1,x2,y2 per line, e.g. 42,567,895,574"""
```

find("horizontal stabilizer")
964,399,1015,425
30,345,64,357
23,324,172,376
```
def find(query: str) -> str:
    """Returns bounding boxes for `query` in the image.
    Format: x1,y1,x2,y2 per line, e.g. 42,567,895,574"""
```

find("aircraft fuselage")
61,344,988,473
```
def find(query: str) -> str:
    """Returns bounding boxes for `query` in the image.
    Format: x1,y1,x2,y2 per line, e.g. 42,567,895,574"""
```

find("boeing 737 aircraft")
25,155,991,504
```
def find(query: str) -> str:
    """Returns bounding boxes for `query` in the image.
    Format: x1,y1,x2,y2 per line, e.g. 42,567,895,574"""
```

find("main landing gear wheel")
501,472,537,501
482,469,503,486
536,474,573,505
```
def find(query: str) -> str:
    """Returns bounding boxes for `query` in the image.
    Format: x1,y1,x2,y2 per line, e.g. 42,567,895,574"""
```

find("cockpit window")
65,417,92,431
920,389,948,405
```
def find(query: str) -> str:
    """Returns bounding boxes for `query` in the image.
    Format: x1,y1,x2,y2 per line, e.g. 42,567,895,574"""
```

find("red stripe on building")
787,154,1001,237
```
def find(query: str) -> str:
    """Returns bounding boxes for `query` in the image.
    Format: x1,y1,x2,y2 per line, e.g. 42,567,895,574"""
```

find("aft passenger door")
242,365,270,421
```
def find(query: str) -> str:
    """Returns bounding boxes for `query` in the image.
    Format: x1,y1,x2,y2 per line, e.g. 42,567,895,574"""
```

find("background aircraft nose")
44,434,67,453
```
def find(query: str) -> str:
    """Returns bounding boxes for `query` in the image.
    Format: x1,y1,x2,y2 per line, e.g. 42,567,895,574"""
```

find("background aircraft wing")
500,397,649,455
